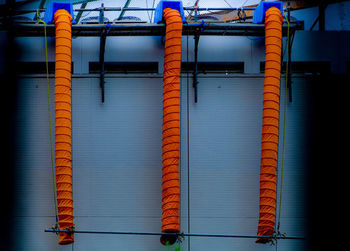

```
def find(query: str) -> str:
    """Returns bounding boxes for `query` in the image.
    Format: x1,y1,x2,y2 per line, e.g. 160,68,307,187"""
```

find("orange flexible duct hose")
256,7,283,244
160,8,183,246
54,9,74,245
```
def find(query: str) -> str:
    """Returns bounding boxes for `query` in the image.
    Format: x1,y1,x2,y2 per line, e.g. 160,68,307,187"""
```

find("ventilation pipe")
253,2,283,243
45,2,75,245
54,9,74,245
155,0,185,246
161,8,182,246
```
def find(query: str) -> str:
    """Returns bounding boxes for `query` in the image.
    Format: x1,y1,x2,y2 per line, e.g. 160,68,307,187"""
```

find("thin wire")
145,0,157,23
186,23,191,251
223,0,233,8
178,18,183,240
241,0,249,8
241,0,262,8
36,9,59,225
277,9,290,232
145,0,152,23
150,0,156,22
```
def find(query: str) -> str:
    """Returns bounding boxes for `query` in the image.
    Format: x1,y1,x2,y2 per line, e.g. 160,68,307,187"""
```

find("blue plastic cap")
153,0,186,23
44,2,76,24
252,1,283,24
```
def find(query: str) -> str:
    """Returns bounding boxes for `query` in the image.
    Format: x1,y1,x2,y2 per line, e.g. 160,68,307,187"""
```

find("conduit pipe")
256,6,283,244
54,9,74,245
160,7,183,246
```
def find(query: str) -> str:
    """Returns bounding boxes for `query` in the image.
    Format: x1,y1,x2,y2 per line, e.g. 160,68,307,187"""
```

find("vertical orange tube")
54,9,74,245
256,7,283,244
160,8,182,246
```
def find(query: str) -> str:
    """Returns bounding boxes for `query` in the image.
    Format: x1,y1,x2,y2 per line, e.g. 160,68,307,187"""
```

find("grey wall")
8,30,350,251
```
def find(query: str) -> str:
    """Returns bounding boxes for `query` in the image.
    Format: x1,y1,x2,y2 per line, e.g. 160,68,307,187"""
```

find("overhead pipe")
254,3,283,244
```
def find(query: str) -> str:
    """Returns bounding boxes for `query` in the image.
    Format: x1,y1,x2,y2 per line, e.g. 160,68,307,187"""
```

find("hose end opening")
160,231,178,246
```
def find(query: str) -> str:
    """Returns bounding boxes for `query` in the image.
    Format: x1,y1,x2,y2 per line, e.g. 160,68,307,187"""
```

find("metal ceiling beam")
193,0,350,22
75,1,88,24
5,7,257,16
72,0,99,5
117,0,132,20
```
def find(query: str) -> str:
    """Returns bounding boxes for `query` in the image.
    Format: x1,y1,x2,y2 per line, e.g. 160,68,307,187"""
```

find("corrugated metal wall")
9,31,350,250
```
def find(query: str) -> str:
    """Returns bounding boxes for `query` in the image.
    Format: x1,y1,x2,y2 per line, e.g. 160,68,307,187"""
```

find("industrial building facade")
1,1,349,251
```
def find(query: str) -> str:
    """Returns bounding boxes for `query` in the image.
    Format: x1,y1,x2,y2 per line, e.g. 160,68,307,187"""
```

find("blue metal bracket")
44,2,76,24
153,0,186,23
252,1,282,24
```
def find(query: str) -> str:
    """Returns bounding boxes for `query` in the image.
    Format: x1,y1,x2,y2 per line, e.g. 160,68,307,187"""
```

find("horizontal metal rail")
8,22,301,37
45,229,305,240
76,7,257,12
12,7,258,14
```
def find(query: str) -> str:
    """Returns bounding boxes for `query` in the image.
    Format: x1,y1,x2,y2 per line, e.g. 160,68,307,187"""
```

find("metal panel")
13,74,309,250
11,30,346,250
14,76,186,251
186,76,308,251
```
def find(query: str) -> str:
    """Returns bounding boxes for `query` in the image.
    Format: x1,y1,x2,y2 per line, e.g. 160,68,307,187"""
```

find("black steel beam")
8,22,302,37
193,33,200,103
99,27,107,103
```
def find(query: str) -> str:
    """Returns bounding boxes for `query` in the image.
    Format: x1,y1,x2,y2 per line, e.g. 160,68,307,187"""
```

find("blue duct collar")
252,1,283,24
44,2,76,24
153,0,186,23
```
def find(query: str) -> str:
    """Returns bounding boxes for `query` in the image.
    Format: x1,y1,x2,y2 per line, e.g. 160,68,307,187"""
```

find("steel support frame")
9,22,301,37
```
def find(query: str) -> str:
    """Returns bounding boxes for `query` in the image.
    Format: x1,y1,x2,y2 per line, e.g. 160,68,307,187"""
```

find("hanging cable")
36,9,59,228
276,9,290,233
186,21,191,251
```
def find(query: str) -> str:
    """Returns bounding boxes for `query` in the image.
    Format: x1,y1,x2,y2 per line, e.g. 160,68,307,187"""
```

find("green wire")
277,10,290,231
37,10,59,225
